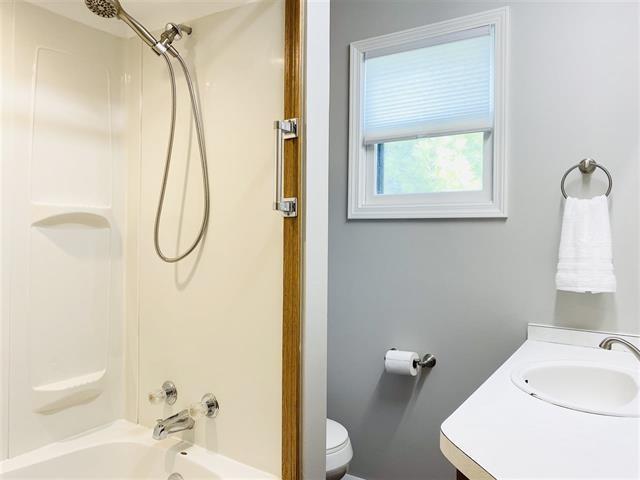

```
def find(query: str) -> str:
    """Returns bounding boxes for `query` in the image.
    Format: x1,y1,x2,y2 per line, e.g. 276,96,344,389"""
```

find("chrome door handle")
273,118,298,217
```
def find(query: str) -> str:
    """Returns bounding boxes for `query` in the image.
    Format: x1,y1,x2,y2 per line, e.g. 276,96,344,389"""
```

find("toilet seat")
326,419,353,475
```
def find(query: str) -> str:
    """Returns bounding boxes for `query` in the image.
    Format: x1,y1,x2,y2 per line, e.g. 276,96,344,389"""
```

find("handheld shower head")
84,0,120,19
84,0,167,55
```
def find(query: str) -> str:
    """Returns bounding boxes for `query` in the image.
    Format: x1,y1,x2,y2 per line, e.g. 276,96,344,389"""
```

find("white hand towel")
556,195,616,293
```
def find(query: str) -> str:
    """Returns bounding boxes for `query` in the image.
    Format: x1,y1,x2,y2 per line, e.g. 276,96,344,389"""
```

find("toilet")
326,419,353,480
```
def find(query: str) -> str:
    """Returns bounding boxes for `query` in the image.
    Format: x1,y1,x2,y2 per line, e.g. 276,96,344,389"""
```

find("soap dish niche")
32,369,106,414
31,204,112,228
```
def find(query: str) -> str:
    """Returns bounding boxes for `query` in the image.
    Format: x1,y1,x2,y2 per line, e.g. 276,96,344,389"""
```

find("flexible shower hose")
154,52,210,263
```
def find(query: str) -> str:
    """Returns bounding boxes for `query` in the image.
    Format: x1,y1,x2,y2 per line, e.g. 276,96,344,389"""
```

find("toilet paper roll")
384,350,419,376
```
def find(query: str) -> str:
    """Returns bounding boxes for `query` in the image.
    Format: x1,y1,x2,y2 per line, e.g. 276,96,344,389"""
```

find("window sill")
347,200,508,219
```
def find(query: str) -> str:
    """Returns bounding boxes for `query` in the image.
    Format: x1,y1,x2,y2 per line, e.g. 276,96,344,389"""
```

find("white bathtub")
0,421,277,480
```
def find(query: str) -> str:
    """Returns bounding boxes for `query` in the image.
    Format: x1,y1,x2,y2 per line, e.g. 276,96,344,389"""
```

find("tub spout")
153,409,195,440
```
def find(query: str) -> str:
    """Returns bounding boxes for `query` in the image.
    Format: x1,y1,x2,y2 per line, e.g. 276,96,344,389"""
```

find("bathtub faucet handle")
148,381,178,405
188,393,219,419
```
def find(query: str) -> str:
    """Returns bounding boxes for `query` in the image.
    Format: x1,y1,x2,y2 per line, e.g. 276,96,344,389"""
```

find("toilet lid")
326,419,349,453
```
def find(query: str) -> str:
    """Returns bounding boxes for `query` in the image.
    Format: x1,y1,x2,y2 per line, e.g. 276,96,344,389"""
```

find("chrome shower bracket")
160,23,193,54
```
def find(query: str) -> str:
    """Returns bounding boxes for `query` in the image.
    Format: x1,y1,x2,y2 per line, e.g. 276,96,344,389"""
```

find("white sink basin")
511,360,640,417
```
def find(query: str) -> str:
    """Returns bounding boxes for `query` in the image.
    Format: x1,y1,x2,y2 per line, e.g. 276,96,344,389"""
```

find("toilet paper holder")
415,353,437,369
388,348,437,369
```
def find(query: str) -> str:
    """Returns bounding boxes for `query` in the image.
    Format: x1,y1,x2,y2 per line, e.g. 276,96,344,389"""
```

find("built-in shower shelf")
32,369,106,414
30,203,112,227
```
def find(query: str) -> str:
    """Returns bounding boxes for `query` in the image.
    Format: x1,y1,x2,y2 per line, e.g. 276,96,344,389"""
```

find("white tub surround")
2,0,286,472
441,324,640,480
134,3,285,473
2,1,127,456
0,420,277,479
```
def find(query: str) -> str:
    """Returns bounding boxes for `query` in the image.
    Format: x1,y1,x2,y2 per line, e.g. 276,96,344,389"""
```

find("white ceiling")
26,0,252,38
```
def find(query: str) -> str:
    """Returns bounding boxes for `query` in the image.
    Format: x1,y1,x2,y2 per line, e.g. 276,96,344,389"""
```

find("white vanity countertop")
441,338,640,479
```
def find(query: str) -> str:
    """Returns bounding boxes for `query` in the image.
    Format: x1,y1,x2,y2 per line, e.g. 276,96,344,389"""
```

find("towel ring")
561,158,612,199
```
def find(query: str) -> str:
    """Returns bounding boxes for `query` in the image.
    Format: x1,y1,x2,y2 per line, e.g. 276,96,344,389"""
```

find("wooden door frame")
282,0,304,478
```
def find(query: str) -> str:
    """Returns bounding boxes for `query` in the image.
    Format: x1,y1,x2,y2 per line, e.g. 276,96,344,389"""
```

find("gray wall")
328,2,639,479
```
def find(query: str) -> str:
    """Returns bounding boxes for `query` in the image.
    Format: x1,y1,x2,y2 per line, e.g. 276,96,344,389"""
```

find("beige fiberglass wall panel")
0,0,10,461
4,1,126,456
134,1,284,475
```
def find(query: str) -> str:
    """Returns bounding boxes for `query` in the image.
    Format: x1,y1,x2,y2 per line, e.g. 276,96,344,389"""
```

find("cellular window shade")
363,26,494,145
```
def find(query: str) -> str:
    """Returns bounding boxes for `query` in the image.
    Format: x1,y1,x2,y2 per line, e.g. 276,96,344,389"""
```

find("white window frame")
348,7,509,219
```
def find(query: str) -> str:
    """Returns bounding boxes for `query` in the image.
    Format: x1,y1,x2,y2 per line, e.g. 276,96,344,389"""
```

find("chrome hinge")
275,198,297,216
274,118,298,218
276,118,298,139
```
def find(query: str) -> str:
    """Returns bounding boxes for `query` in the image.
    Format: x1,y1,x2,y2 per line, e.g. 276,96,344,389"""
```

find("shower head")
85,0,120,18
84,0,166,55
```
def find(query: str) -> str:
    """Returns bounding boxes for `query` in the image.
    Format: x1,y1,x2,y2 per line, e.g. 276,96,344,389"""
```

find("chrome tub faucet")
152,393,219,441
153,409,195,440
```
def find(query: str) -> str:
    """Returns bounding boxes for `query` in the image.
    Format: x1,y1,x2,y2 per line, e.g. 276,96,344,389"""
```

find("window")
348,8,508,219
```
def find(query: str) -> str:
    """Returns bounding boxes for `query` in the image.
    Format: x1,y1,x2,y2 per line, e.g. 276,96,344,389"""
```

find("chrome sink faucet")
153,409,194,440
599,336,640,362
